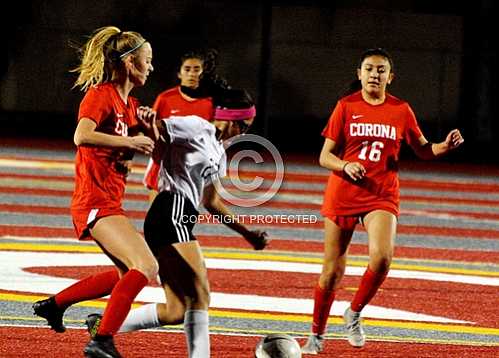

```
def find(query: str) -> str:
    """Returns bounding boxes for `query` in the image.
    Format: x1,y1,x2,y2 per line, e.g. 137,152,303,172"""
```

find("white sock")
119,303,160,333
184,309,210,358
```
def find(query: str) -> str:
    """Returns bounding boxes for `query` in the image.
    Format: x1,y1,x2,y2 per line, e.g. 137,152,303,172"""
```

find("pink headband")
214,106,256,121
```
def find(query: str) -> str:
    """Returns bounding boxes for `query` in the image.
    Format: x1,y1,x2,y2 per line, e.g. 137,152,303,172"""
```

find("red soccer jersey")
71,83,140,212
321,91,423,217
153,86,213,121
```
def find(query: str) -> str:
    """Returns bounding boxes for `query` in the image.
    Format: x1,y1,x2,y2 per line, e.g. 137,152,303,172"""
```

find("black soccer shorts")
144,191,199,251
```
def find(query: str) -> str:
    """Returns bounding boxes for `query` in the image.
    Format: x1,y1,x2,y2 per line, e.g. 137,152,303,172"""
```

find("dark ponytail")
199,48,231,100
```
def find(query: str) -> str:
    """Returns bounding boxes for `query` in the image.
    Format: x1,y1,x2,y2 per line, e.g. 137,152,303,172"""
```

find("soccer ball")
255,333,302,358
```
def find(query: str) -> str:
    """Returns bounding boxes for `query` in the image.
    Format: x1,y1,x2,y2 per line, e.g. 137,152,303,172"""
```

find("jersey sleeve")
402,104,424,149
164,116,206,144
321,101,346,145
78,88,112,125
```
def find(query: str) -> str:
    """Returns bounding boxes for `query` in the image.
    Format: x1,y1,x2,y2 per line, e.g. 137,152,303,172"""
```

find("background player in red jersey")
302,48,464,354
32,26,158,358
143,49,268,250
142,50,214,193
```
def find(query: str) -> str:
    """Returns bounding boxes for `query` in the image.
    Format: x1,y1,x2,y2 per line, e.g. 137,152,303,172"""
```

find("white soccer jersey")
157,115,226,208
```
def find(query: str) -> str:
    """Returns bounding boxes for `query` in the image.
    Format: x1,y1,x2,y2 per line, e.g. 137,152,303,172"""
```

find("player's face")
229,117,254,137
178,58,203,88
128,42,153,87
213,117,254,140
357,55,393,97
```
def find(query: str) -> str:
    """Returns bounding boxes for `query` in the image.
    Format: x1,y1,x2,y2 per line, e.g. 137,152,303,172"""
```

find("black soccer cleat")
84,335,122,358
85,313,103,338
32,296,66,333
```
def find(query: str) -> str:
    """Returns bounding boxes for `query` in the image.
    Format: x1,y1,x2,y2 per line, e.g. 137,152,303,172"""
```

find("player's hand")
136,106,157,132
444,129,464,150
243,230,269,250
343,161,366,181
129,135,155,155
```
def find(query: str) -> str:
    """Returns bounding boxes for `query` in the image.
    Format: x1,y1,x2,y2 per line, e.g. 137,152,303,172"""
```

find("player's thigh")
172,241,208,283
363,209,397,257
90,215,156,272
155,241,209,300
323,217,354,265
156,244,197,299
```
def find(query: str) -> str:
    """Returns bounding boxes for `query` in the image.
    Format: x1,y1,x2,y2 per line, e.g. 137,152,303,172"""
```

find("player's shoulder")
338,91,364,108
167,115,214,140
168,115,212,130
156,86,180,100
81,83,113,105
385,93,408,107
88,83,113,94
341,91,362,102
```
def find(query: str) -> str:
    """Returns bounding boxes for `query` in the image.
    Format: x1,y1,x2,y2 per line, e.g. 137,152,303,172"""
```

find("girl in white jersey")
85,88,256,358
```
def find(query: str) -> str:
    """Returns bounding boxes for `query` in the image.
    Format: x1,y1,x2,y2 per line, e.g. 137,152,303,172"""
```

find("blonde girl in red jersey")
302,48,464,354
33,26,158,358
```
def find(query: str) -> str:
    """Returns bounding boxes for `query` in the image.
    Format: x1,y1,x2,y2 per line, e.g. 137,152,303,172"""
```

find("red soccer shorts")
71,207,125,240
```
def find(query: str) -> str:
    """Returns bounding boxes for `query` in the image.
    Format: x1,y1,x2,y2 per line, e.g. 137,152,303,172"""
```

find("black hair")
340,47,394,98
199,48,231,98
178,48,231,99
178,50,205,70
214,88,254,109
358,48,394,73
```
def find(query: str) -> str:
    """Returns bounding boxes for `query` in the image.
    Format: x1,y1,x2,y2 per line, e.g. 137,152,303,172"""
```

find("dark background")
1,0,497,164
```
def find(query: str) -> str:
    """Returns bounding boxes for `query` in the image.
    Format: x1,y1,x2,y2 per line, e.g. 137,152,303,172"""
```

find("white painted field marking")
0,251,476,324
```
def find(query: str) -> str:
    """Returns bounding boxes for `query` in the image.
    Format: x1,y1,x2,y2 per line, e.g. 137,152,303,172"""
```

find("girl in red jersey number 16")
302,48,464,354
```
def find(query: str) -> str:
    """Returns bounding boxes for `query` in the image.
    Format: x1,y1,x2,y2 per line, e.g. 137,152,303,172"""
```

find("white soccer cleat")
343,307,366,348
301,334,324,354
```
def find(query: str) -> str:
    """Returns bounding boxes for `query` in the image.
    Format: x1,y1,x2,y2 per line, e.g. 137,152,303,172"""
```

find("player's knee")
147,260,160,281
322,262,345,281
158,303,185,325
320,267,344,290
197,282,211,307
186,281,210,309
370,254,392,273
134,259,159,282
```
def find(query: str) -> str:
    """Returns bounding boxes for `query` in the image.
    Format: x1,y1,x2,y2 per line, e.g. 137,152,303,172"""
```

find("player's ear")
123,55,134,71
387,72,395,85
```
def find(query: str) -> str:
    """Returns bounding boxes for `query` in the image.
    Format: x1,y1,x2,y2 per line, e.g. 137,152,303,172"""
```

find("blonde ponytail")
71,26,146,91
